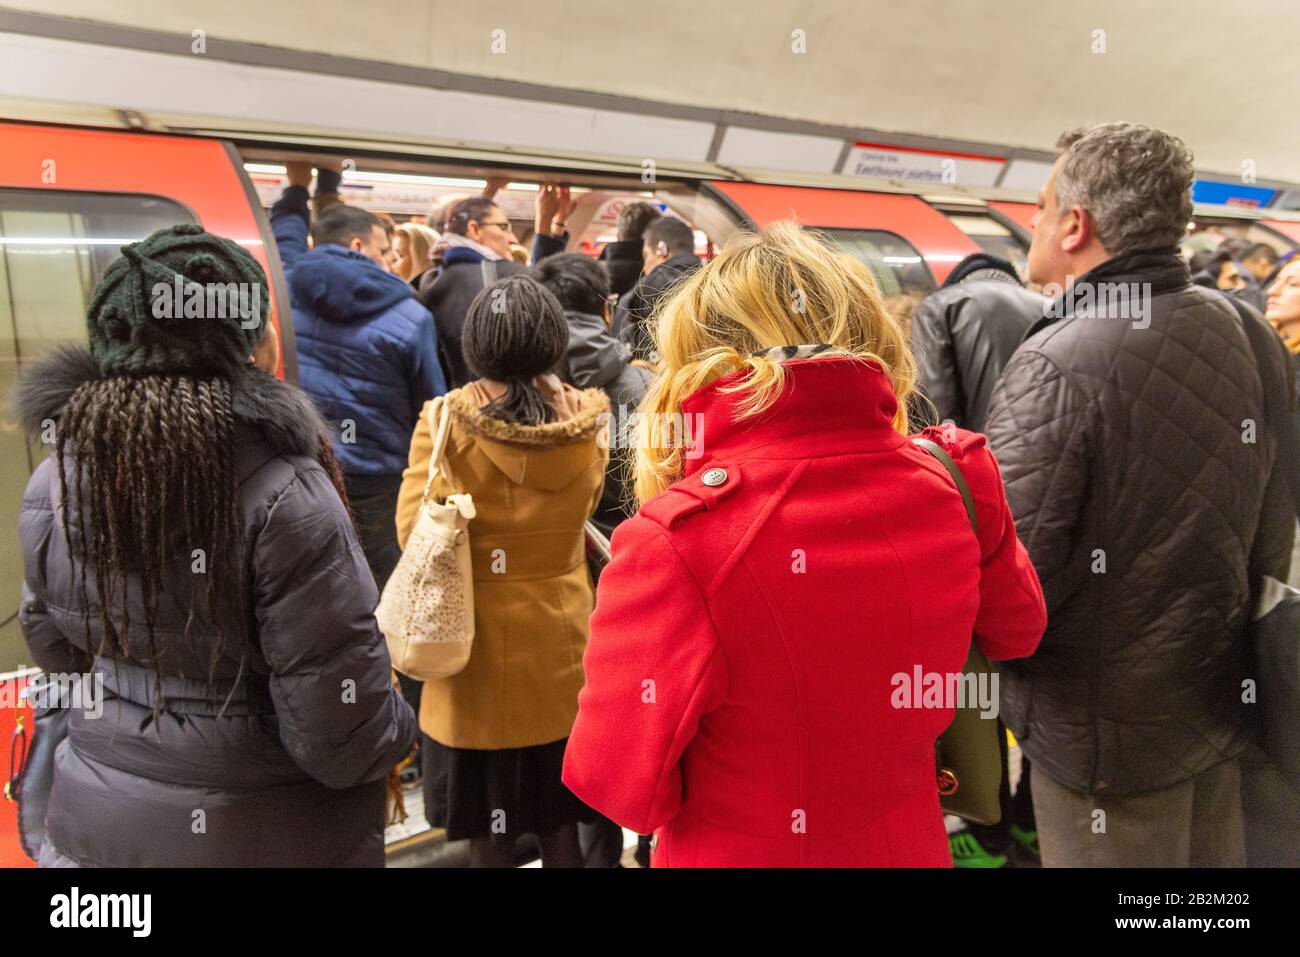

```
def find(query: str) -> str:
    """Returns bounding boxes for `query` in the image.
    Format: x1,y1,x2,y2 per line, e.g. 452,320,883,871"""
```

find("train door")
705,181,981,293
929,201,1032,280
987,201,1037,235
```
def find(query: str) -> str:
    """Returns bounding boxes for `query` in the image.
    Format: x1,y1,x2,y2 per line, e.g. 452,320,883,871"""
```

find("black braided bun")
462,275,570,426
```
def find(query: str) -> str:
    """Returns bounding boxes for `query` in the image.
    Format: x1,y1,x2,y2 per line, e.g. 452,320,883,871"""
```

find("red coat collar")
678,356,906,476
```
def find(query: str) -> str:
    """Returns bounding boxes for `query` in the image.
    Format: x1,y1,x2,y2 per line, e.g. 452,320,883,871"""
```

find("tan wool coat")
396,380,610,750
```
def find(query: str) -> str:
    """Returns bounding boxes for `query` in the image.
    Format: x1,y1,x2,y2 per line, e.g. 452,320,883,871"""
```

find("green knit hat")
86,224,270,377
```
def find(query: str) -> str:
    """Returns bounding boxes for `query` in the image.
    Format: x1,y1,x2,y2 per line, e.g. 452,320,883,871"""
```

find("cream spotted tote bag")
377,396,476,680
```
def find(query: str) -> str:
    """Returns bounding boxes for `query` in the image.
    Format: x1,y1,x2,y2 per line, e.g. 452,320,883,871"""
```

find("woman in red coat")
562,221,1046,867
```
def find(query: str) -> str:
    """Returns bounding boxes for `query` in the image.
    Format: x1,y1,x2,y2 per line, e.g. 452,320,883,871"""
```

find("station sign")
842,142,1005,188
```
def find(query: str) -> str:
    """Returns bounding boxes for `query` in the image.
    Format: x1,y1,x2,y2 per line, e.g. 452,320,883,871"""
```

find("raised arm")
269,161,313,273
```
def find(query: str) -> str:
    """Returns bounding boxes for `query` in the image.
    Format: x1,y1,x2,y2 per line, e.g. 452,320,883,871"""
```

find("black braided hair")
54,374,350,723
462,275,570,426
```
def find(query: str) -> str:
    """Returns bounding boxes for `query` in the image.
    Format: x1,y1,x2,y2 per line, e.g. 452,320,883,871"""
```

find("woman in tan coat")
396,275,609,867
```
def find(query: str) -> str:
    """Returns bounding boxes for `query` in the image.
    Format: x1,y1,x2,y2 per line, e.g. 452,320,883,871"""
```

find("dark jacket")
417,249,527,388
910,256,1046,432
1230,282,1269,317
558,309,653,534
16,347,417,867
984,248,1296,796
408,266,435,293
614,254,701,359
598,239,645,300
271,187,445,485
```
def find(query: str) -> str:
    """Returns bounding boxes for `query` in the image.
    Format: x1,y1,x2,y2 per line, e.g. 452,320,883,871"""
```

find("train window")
818,228,936,297
0,188,196,670
945,214,1028,280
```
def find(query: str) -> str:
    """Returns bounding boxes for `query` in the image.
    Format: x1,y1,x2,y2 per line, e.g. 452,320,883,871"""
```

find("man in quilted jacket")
985,122,1295,867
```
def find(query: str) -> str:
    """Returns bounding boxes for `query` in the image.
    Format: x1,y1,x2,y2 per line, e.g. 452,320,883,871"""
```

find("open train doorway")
235,148,743,271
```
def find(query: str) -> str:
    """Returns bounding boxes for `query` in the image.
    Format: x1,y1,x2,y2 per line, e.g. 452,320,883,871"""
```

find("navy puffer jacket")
16,348,417,867
273,187,446,482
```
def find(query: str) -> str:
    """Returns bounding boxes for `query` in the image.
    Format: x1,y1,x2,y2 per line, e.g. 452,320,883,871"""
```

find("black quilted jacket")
985,249,1295,796
16,348,416,866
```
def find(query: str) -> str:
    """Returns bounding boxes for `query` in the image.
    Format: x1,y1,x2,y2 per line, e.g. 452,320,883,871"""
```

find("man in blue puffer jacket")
271,164,446,597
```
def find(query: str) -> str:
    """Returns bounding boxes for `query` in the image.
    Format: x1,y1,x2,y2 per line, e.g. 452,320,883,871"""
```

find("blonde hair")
395,222,438,274
632,220,917,504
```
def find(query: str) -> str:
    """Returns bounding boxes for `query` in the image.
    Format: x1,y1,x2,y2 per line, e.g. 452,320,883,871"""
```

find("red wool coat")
562,357,1046,867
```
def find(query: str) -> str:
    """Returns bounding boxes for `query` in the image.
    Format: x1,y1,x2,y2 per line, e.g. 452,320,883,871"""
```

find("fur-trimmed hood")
445,384,608,449
13,344,330,459
443,384,609,491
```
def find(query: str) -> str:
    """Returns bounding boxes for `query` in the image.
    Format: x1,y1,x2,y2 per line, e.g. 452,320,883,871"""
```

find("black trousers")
579,816,625,867
347,474,403,588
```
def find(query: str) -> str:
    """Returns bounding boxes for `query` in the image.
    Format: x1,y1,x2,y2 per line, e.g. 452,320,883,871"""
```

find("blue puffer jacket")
272,187,446,482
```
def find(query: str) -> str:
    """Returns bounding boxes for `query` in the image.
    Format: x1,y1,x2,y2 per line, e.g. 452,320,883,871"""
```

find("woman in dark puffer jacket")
16,225,416,867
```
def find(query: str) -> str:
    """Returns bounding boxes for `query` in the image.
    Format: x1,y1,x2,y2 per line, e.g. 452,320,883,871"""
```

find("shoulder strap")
422,396,454,500
1232,296,1300,519
912,437,977,533
479,258,497,289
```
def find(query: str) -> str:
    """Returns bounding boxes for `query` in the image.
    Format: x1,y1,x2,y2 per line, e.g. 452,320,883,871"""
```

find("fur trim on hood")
13,344,329,459
445,385,609,449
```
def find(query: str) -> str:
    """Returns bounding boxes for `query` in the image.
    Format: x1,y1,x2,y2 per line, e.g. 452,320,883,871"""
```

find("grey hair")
1053,122,1194,254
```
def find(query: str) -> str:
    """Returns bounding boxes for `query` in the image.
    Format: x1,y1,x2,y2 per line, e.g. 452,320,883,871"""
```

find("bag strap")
422,396,455,500
914,436,984,795
479,258,497,289
912,436,977,533
1232,296,1300,520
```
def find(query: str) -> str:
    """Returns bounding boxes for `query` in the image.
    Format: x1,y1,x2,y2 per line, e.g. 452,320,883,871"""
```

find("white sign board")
842,143,1004,188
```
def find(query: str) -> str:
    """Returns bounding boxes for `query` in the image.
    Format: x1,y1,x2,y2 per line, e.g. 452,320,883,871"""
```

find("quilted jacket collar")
1030,246,1191,337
